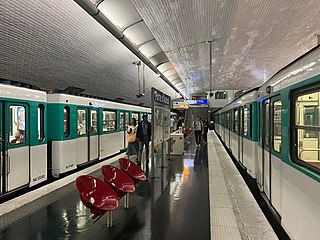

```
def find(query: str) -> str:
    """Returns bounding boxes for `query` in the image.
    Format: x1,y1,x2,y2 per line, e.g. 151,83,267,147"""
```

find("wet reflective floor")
0,140,210,240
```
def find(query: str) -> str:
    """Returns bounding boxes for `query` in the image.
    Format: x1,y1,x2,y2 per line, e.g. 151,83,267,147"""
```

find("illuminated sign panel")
185,99,208,105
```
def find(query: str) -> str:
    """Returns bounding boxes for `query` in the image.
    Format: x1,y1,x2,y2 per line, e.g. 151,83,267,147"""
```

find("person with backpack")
193,116,203,148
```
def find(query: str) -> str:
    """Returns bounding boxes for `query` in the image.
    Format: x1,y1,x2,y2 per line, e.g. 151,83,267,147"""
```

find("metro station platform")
0,132,278,240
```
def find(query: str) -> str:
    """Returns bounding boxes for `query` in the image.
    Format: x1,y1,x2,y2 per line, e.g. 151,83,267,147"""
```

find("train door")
89,109,99,160
120,111,129,149
228,111,231,148
223,113,226,142
1,103,30,193
76,108,89,165
0,103,2,194
239,107,245,164
262,99,271,200
124,112,130,147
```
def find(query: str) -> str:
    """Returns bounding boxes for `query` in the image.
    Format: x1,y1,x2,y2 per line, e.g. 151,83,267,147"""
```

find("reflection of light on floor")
169,173,183,213
183,159,194,168
76,201,88,229
183,167,189,176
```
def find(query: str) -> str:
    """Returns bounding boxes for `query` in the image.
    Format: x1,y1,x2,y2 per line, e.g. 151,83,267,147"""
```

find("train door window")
125,112,129,130
264,101,270,148
294,90,320,172
244,107,248,137
249,104,253,139
226,112,230,130
64,107,70,137
273,100,282,152
38,104,45,141
132,112,139,121
120,112,124,130
234,109,238,133
90,110,98,134
77,109,87,136
103,110,116,132
9,106,26,145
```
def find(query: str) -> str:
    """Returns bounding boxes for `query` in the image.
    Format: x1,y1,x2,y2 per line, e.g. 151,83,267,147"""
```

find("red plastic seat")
76,175,119,215
101,165,136,196
119,158,147,184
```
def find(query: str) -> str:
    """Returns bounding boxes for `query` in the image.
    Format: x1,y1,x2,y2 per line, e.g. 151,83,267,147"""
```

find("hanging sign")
153,88,171,106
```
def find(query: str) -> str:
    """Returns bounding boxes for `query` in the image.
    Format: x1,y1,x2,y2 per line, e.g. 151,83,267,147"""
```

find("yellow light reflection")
183,167,189,176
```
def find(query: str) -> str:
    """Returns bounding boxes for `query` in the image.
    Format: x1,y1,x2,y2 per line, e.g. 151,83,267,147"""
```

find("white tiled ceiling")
0,0,180,106
131,0,320,93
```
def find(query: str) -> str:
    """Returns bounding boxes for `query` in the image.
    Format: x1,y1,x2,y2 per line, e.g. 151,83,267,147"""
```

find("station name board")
153,88,171,106
185,99,208,105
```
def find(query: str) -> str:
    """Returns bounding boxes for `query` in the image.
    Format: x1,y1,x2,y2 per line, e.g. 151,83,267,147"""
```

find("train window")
226,112,230,129
132,112,139,121
148,114,152,122
234,109,238,133
249,104,253,139
64,107,70,137
120,112,124,130
295,91,320,171
273,100,282,152
103,110,116,132
244,107,248,136
90,110,98,134
38,104,45,141
125,112,129,130
9,105,26,145
264,102,270,148
77,109,87,136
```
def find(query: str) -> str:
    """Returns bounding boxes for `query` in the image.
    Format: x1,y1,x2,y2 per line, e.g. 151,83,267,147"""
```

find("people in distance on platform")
11,130,25,144
193,116,203,148
126,118,138,162
203,118,209,144
137,114,152,164
177,116,185,130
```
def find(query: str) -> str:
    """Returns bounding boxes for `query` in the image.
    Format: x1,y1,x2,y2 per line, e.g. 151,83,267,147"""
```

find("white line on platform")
0,153,126,216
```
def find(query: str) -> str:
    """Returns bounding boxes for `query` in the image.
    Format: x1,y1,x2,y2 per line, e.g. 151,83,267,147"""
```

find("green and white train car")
216,89,259,178
0,84,47,197
47,94,151,177
215,45,320,240
256,46,320,240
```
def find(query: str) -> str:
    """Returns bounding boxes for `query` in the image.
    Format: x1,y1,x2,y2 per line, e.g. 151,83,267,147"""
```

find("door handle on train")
6,151,10,174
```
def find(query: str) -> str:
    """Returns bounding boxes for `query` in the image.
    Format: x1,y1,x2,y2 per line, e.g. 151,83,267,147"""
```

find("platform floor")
0,131,278,240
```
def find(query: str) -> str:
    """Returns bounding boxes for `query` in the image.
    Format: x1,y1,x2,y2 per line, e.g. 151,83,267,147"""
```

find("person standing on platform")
126,118,138,162
203,118,209,144
193,116,203,148
137,114,152,164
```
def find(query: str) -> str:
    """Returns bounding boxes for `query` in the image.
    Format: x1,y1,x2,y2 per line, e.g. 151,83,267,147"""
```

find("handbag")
127,133,136,143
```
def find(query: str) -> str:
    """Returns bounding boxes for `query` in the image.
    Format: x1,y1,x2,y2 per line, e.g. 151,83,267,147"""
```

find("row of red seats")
75,158,147,226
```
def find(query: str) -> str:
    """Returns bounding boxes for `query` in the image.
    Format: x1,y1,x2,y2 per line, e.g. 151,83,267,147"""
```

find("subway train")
214,45,320,240
0,85,150,199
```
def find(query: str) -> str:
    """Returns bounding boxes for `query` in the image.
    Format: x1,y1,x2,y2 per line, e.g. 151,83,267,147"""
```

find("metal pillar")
124,193,130,209
106,211,113,228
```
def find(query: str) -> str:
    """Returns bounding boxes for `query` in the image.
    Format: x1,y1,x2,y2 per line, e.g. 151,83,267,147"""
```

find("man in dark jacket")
136,115,152,164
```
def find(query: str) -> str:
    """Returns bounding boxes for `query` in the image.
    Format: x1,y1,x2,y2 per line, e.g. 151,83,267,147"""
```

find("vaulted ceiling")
131,0,320,94
0,0,319,103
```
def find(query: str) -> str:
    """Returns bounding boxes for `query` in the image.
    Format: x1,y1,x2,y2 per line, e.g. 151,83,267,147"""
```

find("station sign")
185,99,208,105
153,88,170,106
